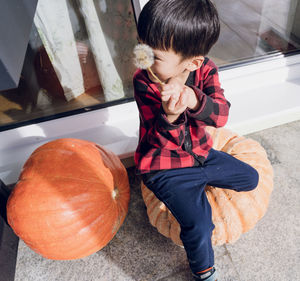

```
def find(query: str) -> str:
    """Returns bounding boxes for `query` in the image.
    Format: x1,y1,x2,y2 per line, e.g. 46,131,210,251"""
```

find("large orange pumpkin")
141,127,273,246
7,138,130,260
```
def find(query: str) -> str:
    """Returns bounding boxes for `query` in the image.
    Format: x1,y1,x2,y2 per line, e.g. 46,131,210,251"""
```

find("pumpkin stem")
112,188,119,200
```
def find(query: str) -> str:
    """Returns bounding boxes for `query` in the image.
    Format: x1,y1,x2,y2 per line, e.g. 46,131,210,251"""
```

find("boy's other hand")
160,77,182,103
160,77,186,122
161,85,189,123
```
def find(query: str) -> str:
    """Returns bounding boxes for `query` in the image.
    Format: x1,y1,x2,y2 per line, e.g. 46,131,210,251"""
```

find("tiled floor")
13,120,300,281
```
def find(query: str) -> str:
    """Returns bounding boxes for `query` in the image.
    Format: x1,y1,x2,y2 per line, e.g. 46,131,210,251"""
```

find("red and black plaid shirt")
133,57,230,175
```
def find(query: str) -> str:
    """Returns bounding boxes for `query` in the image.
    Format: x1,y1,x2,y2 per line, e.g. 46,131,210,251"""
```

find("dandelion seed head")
133,44,154,69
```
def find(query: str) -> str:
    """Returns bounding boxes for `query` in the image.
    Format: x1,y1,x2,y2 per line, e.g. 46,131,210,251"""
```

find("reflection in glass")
210,0,300,66
0,0,137,128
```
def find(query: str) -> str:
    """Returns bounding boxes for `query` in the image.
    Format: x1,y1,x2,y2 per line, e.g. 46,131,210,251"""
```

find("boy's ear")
186,56,205,71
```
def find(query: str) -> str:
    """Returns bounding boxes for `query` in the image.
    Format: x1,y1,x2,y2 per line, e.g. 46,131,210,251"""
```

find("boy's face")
147,48,203,84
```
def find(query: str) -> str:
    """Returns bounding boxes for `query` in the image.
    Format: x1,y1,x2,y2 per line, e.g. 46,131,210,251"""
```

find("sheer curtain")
34,0,125,102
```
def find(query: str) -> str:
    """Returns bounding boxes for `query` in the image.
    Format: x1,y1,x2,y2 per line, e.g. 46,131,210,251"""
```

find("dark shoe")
192,267,218,281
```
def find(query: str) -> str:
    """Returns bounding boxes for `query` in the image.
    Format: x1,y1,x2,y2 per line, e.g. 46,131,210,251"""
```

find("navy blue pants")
142,148,259,274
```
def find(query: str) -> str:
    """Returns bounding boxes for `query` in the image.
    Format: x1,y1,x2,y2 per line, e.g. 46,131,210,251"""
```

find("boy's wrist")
185,86,200,111
166,113,181,123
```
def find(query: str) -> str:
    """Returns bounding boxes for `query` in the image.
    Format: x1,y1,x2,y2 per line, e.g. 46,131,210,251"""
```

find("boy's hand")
160,77,182,103
160,78,187,122
160,77,200,123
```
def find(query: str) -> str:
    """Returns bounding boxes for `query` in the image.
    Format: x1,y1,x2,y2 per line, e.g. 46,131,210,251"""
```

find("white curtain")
34,0,125,102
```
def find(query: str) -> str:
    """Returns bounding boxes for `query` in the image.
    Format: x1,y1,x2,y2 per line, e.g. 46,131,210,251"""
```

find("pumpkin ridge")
112,217,122,235
113,200,128,228
221,137,246,155
147,198,160,221
143,186,158,207
250,165,273,207
154,205,166,229
210,188,230,243
258,173,273,196
116,199,130,220
221,189,247,235
11,205,103,221
221,139,272,224
18,177,114,191
12,181,115,206
167,211,174,238
168,212,179,240
20,168,112,186
242,183,266,221
98,211,121,241
229,140,264,157
211,187,244,244
100,200,125,234
236,189,263,231
52,215,103,233
141,184,158,214
217,135,240,151
25,147,112,181
141,183,153,202
29,147,106,169
14,210,105,242
38,227,106,260
205,187,226,245
94,145,127,177
147,200,162,226
144,191,156,207
66,212,104,235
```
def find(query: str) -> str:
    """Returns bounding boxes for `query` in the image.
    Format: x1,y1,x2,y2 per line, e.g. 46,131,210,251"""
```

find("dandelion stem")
147,67,164,85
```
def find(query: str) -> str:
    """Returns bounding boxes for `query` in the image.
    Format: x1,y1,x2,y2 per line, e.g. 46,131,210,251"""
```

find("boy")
133,0,259,280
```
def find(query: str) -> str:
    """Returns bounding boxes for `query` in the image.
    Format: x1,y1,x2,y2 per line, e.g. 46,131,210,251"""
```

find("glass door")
0,0,299,131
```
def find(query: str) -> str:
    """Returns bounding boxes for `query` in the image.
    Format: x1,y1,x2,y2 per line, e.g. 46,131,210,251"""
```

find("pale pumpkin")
141,127,273,246
7,138,130,260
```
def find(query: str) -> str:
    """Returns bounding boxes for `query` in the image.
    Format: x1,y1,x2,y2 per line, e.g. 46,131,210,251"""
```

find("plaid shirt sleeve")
187,58,230,127
134,70,187,150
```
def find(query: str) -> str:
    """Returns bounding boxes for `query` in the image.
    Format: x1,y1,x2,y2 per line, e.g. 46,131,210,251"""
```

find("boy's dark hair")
137,0,220,58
